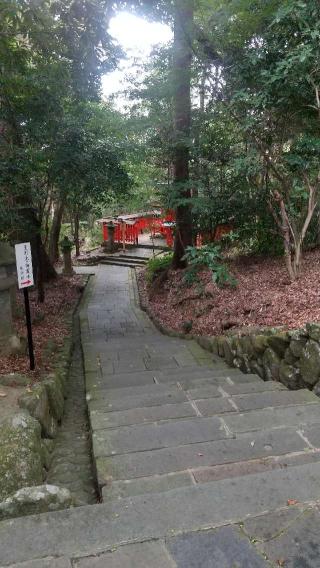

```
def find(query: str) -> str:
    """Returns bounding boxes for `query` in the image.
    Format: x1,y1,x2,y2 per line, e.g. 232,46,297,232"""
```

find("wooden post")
122,222,126,253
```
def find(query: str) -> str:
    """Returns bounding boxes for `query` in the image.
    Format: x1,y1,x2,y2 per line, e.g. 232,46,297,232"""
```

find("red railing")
102,216,232,249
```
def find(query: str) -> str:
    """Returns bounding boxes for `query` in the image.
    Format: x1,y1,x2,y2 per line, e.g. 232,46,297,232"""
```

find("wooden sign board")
15,242,34,289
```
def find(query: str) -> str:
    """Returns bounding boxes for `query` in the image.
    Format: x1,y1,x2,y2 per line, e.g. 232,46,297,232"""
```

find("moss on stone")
240,336,254,359
284,347,298,365
267,332,290,357
251,335,269,355
0,413,44,500
18,384,57,439
289,336,307,358
279,361,302,390
0,484,76,520
197,336,218,355
263,348,281,381
43,376,64,421
249,360,265,380
306,323,320,342
299,340,320,387
220,337,235,366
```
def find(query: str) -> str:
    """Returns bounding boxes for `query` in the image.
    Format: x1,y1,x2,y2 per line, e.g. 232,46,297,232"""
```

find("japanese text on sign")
15,242,34,289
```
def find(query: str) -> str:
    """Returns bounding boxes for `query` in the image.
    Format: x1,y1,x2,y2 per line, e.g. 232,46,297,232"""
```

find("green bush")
146,253,173,283
182,245,237,288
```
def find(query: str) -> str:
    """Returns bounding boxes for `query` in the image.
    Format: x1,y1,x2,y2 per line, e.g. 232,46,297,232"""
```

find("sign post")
15,243,35,370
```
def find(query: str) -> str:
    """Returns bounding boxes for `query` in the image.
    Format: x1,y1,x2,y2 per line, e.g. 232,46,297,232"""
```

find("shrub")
146,252,173,283
182,244,237,288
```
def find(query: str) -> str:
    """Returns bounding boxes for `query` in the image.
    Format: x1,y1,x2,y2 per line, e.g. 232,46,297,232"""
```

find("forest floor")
138,248,320,336
0,274,84,381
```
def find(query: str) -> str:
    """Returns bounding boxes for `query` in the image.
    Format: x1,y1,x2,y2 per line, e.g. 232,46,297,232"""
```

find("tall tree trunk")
74,212,80,257
43,193,53,248
172,0,194,269
49,200,64,263
193,66,208,212
0,100,57,293
16,206,57,303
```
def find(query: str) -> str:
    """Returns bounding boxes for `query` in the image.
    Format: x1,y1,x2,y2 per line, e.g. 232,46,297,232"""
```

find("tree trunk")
43,193,53,248
74,212,80,257
49,200,64,263
172,0,194,269
0,95,56,292
16,206,57,303
192,67,206,201
270,184,317,281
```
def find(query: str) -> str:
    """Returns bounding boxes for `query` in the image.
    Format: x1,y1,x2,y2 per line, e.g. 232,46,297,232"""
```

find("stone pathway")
2,264,320,567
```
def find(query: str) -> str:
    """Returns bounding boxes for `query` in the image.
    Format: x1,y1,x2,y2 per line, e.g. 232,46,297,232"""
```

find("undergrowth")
182,245,237,288
146,252,173,283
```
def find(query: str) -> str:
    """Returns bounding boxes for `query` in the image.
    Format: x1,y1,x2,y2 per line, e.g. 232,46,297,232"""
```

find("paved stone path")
2,264,320,567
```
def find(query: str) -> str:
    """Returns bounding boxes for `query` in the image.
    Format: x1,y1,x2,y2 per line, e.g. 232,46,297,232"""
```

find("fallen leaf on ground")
138,248,320,336
287,499,298,506
0,274,84,382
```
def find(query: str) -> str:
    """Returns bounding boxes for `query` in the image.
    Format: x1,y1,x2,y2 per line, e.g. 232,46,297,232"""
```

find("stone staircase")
2,266,320,567
88,362,320,503
100,253,148,268
2,362,320,566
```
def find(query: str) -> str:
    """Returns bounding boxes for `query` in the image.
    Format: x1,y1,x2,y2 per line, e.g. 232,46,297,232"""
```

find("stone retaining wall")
0,278,91,515
0,334,73,504
138,276,320,393
197,324,320,393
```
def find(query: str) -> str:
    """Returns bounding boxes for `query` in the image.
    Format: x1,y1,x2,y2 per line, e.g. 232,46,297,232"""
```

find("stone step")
159,368,262,384
199,388,318,416
95,368,262,390
92,416,231,457
96,425,310,483
103,450,320,501
88,378,286,403
89,386,314,430
3,461,320,565
100,259,146,268
103,254,147,263
87,380,288,413
88,387,189,412
90,401,199,430
118,254,150,261
223,402,320,433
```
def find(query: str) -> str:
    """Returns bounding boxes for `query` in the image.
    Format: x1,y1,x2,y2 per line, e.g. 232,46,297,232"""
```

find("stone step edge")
86,379,286,401
100,260,146,267
88,399,319,422
2,461,320,565
102,447,320,500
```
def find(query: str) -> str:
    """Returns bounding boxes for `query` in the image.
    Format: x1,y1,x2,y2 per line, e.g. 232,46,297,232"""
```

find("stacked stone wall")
198,324,320,393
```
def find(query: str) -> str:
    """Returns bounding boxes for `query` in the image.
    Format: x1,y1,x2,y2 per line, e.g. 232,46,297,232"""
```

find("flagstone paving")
2,264,320,567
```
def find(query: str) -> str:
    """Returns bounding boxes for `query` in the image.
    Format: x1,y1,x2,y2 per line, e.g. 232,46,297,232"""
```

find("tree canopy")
1,0,320,290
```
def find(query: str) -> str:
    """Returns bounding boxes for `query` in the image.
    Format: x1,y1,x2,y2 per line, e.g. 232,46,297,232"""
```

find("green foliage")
146,252,173,283
0,0,126,245
187,0,320,270
182,245,237,288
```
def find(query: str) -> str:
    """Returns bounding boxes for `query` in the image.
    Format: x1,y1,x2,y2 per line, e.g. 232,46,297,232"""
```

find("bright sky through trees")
102,12,172,102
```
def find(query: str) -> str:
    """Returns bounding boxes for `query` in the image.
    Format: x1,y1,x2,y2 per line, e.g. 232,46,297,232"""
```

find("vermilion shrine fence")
101,211,232,249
